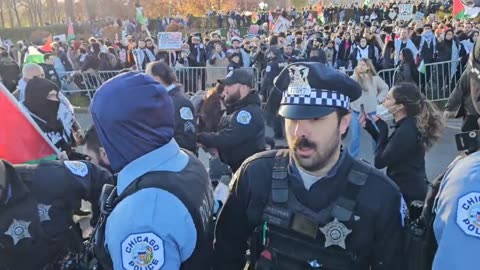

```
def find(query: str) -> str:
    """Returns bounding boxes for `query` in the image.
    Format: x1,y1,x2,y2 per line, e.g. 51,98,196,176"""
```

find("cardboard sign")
53,34,66,42
157,32,183,51
398,4,414,21
414,12,425,22
273,16,290,34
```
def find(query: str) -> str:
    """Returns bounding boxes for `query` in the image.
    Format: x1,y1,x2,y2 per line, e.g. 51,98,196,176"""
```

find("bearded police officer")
197,69,265,173
430,38,480,270
0,159,112,270
213,62,406,270
90,72,214,270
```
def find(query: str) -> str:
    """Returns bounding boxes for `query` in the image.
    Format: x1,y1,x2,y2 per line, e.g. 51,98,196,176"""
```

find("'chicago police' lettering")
125,236,160,253
462,195,480,210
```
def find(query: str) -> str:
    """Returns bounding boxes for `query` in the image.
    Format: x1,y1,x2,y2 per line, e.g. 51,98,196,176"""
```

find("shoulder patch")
456,192,480,238
122,232,165,270
180,107,194,120
266,65,272,72
64,161,88,177
236,110,252,125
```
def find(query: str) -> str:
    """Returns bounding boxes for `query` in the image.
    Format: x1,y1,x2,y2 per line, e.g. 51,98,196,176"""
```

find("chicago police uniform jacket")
213,150,406,270
0,160,113,270
166,84,198,154
197,92,265,172
260,57,287,99
432,151,480,270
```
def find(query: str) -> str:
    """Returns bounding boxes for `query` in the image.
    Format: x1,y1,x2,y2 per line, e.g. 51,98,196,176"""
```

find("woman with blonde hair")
360,82,444,203
349,58,389,158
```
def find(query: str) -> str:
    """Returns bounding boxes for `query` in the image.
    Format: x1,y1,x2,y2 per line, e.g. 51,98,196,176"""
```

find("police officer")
197,69,265,173
146,61,198,155
262,45,287,139
0,159,112,270
90,72,214,270
261,45,287,101
429,38,480,270
213,62,406,270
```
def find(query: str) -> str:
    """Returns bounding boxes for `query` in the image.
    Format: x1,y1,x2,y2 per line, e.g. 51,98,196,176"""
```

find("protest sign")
157,32,183,51
398,4,414,21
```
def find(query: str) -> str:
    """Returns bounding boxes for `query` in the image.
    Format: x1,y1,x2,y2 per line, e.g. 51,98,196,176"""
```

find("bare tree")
11,0,21,27
0,0,5,28
65,0,74,22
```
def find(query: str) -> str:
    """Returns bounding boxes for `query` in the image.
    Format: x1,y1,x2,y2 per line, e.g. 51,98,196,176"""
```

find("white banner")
273,16,290,34
398,4,414,21
157,32,183,51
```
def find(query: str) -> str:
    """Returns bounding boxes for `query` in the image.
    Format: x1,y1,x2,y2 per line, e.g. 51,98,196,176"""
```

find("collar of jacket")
226,91,261,114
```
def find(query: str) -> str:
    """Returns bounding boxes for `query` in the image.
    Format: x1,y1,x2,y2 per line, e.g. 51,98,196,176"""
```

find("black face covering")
24,77,62,130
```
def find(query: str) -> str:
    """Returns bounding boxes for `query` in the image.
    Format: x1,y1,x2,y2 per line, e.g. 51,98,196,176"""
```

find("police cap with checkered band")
274,62,362,120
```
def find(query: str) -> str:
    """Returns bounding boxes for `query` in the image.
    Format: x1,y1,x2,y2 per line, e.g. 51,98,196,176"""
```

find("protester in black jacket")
360,82,444,204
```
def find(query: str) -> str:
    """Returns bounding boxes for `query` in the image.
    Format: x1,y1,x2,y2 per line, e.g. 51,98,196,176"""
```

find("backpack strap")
271,152,289,203
332,161,370,222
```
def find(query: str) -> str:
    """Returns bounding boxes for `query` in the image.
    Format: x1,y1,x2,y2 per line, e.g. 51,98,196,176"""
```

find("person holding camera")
359,82,444,204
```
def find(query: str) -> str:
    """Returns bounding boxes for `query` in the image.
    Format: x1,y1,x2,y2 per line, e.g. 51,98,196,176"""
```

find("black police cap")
274,62,362,120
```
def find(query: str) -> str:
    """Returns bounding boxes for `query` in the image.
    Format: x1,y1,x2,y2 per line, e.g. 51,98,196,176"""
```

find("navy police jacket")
213,150,406,270
0,160,112,270
198,91,265,172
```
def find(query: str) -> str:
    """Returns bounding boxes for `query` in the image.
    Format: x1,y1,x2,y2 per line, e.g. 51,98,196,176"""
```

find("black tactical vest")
0,165,57,270
94,153,214,270
253,155,370,270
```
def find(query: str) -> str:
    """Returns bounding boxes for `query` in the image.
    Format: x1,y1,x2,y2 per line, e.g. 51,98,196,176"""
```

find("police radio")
455,130,480,153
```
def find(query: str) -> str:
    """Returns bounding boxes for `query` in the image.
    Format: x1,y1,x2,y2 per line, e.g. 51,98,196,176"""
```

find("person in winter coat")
349,58,389,158
393,48,419,86
207,42,229,87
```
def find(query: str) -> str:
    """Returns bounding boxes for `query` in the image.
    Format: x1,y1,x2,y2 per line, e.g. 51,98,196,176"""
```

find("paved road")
76,111,462,180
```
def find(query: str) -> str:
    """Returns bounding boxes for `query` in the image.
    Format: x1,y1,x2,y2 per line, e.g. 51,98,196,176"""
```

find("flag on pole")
136,4,148,25
316,3,325,23
251,11,259,24
24,46,45,64
268,10,274,30
40,35,52,52
0,83,58,164
67,21,76,42
453,0,480,19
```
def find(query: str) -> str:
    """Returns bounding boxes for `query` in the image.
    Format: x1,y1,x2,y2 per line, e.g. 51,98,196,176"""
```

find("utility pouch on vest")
254,155,369,270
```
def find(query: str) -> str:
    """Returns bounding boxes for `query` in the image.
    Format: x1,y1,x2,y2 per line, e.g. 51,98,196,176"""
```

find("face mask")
386,103,402,115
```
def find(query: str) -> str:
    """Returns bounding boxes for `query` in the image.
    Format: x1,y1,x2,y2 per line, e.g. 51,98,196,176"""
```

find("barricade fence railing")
58,60,463,105
58,66,260,100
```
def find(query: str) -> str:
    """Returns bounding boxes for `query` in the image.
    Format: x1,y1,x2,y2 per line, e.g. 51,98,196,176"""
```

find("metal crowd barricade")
418,60,465,101
377,68,396,89
173,66,260,97
58,70,121,100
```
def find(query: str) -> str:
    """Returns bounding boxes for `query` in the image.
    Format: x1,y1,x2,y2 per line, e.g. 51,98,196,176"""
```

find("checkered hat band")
281,89,351,110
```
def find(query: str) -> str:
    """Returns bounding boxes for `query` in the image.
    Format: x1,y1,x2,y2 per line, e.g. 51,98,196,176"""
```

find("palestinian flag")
251,11,259,24
269,10,274,30
67,21,76,42
0,83,58,164
136,4,148,25
40,35,52,53
453,0,480,19
24,46,44,64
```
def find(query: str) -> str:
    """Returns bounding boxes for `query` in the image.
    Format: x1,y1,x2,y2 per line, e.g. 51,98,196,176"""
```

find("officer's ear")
338,111,352,138
99,147,111,166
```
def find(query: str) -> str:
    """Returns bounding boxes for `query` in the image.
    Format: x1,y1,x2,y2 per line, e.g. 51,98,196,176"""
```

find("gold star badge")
319,218,352,249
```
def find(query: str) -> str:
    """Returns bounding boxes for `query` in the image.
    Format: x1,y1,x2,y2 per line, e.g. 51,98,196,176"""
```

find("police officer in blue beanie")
213,62,406,270
90,72,214,270
0,159,112,269
427,37,480,270
197,68,266,173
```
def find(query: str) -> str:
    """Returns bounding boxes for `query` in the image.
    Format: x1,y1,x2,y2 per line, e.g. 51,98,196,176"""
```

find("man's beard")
290,130,340,172
225,89,241,105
